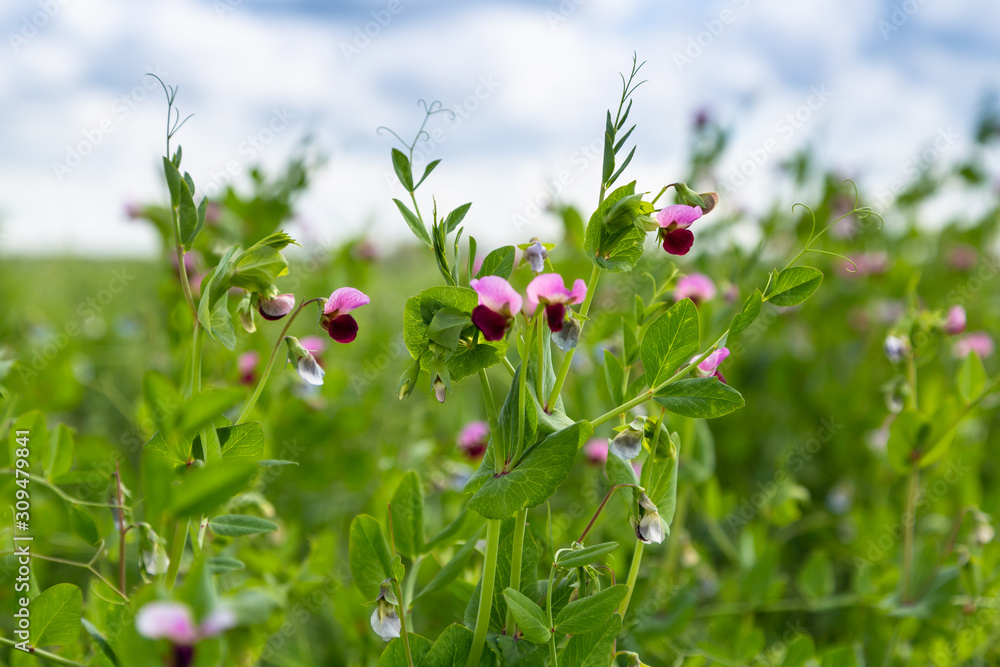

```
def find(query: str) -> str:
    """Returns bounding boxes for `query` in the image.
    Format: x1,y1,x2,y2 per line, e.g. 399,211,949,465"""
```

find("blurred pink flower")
674,273,716,305
947,244,977,271
238,350,259,385
583,439,608,465
953,331,995,359
944,305,966,336
300,336,327,355
840,252,888,277
457,420,489,459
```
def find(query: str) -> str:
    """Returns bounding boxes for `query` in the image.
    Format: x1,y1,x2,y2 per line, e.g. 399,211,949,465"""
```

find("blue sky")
1,0,999,255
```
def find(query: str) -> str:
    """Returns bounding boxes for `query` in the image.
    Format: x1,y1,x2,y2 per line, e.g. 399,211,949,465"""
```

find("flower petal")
657,205,702,230
198,607,237,639
697,348,730,376
326,314,359,343
662,229,694,255
567,279,587,305
258,293,296,321
472,304,508,341
370,605,401,642
325,287,370,315
544,303,566,332
470,276,522,316
295,353,326,385
135,601,198,646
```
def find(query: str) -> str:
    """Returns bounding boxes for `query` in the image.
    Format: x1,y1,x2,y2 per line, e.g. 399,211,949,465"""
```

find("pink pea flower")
470,276,523,341
583,438,608,465
237,350,259,385
526,273,587,333
457,420,490,459
839,252,888,277
136,601,235,667
944,305,966,336
322,288,370,343
947,244,977,271
657,205,702,256
674,273,716,305
953,332,995,359
300,336,327,355
695,347,730,383
258,293,296,321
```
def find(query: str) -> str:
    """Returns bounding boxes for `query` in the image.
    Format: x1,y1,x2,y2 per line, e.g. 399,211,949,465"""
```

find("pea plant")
0,78,370,667
348,58,877,666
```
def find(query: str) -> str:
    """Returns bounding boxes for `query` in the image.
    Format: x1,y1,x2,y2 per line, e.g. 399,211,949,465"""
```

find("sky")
1,0,999,257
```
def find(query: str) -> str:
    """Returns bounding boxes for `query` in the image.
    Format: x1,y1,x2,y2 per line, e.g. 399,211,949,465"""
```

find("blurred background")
2,0,999,256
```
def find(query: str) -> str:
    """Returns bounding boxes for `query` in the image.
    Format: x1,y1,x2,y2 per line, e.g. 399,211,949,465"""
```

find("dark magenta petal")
174,645,195,667
714,370,727,385
326,314,359,343
472,305,507,341
545,303,566,332
662,229,694,256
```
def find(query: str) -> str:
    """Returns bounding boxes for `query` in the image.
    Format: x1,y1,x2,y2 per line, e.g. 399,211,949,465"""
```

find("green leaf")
641,430,679,521
605,447,639,489
390,471,424,559
555,541,619,569
502,588,552,644
82,618,118,666
797,550,835,601
416,159,442,189
764,267,823,307
10,410,49,476
393,198,431,247
422,624,490,667
391,148,414,192
162,157,182,209
730,289,763,336
207,557,246,573
958,351,986,403
467,422,592,519
640,298,700,387
654,378,745,419
229,244,289,292
474,245,516,280
414,526,483,603
349,514,394,600
444,202,473,234
427,308,472,352
559,612,622,666
197,246,241,348
886,409,927,473
554,584,628,635
379,634,433,667
69,505,100,546
48,423,75,480
604,350,625,406
178,176,201,249
218,422,265,460
601,112,615,183
583,181,647,273
208,514,278,537
170,460,258,517
30,583,82,646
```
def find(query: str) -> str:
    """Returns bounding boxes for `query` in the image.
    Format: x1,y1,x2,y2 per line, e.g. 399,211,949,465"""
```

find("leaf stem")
0,636,88,666
164,519,187,589
618,540,644,620
578,484,642,543
0,470,125,510
901,467,920,604
547,563,559,667
0,550,127,600
505,508,528,635
478,369,502,476
387,504,414,667
114,460,128,596
467,518,501,667
237,297,324,424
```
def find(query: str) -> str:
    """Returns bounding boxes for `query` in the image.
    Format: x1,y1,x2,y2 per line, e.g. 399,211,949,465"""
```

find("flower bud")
258,293,296,321
883,334,910,363
397,359,421,400
431,359,450,404
552,316,582,351
284,336,325,386
523,238,549,273
610,417,645,460
237,293,256,333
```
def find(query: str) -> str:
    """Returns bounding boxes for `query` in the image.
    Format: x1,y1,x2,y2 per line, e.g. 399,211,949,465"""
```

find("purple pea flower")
136,601,235,667
695,347,730,383
526,273,587,333
953,331,995,359
583,438,609,465
258,293,296,321
322,288,370,343
469,276,523,341
237,350,259,385
457,420,490,459
944,305,966,336
674,273,716,305
657,205,702,256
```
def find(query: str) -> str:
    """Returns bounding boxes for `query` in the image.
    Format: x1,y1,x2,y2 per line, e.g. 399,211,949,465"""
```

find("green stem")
164,519,187,589
403,557,422,616
478,370,502,476
114,460,127,596
387,504,414,667
535,315,545,406
546,264,601,412
901,468,920,603
0,550,126,600
0,471,125,510
468,518,502,667
547,564,559,667
618,540,644,620
0,636,88,666
509,318,534,469
578,484,643,543
506,508,528,635
236,297,323,424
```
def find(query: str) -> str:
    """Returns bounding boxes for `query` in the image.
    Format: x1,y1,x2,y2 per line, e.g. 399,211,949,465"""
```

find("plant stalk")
467,518,502,667
546,264,601,412
618,540,644,620
505,508,528,635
